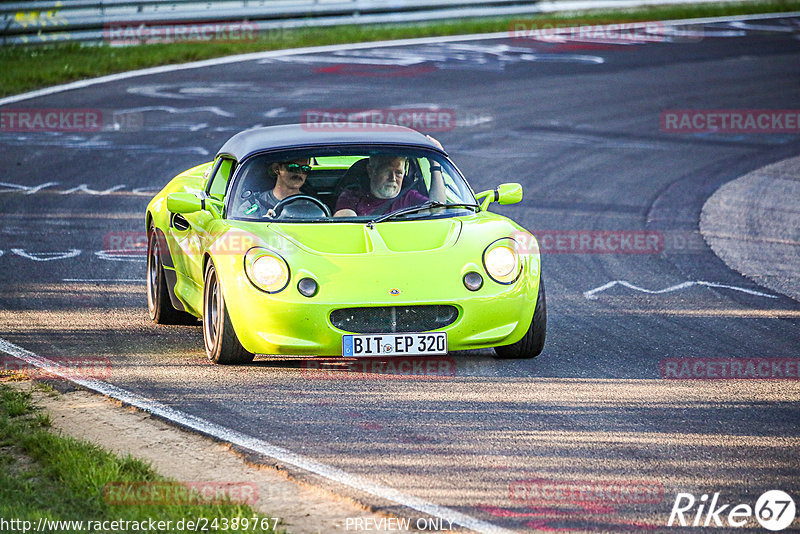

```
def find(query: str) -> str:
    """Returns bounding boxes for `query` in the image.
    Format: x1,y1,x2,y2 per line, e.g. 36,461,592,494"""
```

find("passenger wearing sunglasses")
334,135,446,217
239,159,312,217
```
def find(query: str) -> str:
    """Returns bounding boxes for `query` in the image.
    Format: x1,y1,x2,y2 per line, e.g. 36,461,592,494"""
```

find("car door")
170,156,236,289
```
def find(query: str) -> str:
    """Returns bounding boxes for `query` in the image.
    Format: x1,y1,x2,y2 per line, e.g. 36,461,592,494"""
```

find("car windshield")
226,146,478,223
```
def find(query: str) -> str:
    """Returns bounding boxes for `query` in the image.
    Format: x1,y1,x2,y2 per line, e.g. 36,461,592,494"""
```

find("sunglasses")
284,163,312,173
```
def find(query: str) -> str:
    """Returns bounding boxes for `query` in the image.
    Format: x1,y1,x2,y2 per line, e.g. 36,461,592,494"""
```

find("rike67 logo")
668,490,796,531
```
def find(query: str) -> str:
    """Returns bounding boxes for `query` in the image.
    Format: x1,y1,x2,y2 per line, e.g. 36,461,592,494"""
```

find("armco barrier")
1,0,745,46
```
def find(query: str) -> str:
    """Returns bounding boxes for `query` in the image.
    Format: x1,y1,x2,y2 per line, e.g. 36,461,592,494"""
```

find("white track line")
11,249,82,261
583,280,779,300
0,336,515,534
1,11,799,107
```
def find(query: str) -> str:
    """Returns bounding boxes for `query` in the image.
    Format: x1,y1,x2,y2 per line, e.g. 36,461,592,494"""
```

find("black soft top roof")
216,124,444,161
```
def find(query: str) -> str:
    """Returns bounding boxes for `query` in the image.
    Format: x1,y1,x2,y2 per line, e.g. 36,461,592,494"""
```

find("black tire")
494,277,546,359
203,261,255,364
147,227,197,325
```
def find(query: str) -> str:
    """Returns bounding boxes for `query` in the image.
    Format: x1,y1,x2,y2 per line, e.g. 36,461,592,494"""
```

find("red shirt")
335,188,428,216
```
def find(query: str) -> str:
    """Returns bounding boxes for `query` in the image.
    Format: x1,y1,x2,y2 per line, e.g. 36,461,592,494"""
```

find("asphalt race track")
2,13,800,533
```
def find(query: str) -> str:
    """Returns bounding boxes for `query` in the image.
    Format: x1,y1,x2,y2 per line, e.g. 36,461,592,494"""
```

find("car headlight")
483,238,521,285
244,247,290,293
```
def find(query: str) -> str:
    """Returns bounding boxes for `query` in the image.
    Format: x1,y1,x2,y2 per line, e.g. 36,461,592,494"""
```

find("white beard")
373,182,400,199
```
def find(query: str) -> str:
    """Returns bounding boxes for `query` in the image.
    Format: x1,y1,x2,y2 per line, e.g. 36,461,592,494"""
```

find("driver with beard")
333,136,446,217
238,158,311,217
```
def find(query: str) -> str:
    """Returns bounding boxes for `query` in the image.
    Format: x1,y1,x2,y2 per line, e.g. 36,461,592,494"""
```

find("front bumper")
214,249,541,356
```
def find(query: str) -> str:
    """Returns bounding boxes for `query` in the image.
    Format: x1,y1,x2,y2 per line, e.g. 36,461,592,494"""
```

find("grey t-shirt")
239,190,279,217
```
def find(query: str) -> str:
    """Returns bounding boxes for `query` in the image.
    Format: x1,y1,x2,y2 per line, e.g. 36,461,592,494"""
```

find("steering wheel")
271,194,332,218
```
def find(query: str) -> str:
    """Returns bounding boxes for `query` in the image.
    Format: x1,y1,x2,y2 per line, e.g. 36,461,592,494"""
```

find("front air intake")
331,305,458,333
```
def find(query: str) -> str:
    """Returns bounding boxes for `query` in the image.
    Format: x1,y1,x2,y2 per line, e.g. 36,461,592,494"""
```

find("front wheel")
147,227,197,325
493,277,546,359
203,261,255,365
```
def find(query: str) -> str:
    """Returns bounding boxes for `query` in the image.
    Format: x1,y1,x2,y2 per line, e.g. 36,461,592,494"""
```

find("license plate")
342,332,447,357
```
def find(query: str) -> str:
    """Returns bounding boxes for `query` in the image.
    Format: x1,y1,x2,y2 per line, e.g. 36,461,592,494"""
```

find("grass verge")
1,0,799,98
0,381,278,533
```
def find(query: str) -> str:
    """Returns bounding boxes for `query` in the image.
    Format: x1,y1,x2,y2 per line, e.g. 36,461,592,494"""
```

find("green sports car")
146,124,545,364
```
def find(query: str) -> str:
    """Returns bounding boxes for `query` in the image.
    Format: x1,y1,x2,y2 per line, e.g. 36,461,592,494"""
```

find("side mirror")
167,192,203,214
476,183,523,210
496,183,523,204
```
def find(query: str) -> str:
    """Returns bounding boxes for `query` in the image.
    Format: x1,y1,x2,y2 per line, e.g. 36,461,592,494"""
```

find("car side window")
420,157,461,202
207,157,236,200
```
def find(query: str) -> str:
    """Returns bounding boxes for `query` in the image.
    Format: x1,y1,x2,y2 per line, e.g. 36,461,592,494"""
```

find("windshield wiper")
366,201,480,228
